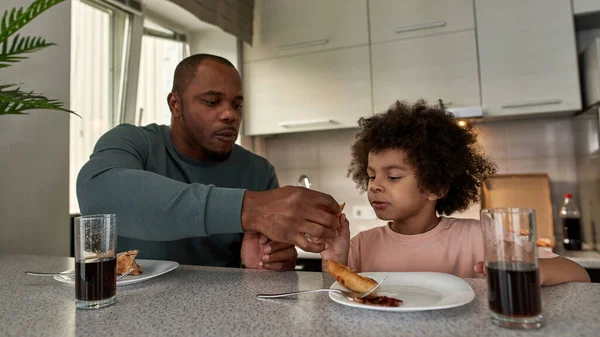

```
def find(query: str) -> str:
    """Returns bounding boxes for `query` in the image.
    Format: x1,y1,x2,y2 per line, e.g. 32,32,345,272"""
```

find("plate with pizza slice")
326,261,474,312
54,250,179,286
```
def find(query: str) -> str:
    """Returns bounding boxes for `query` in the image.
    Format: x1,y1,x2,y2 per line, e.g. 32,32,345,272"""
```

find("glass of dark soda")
481,208,543,330
74,214,117,309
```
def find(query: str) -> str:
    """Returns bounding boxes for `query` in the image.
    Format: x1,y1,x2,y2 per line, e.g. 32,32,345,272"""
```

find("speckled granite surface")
1,254,599,337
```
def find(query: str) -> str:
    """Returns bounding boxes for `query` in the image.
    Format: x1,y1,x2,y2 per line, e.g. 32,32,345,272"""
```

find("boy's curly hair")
348,100,497,215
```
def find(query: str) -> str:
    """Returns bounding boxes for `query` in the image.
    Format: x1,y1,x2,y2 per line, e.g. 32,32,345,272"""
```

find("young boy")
321,100,590,285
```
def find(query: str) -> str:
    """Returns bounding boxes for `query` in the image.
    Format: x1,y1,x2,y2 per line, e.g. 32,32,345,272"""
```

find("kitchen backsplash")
264,117,577,238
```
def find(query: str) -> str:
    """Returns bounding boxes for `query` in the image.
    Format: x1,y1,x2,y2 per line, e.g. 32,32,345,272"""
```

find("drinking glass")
74,214,117,309
481,208,543,329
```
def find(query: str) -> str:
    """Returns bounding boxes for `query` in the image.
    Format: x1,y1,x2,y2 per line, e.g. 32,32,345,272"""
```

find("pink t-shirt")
348,217,557,278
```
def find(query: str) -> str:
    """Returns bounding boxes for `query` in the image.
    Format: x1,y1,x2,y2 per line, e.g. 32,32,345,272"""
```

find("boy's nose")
369,183,384,193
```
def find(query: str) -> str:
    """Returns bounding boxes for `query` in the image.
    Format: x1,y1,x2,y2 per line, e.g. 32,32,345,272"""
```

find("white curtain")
135,31,186,126
70,0,113,214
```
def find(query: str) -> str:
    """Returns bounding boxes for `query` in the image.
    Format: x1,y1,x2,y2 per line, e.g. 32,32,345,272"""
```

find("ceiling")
141,0,219,33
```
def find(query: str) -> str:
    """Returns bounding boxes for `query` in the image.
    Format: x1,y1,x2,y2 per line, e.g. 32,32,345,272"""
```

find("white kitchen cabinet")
476,0,581,117
243,0,368,62
573,0,600,15
368,0,475,44
243,46,372,136
371,30,481,114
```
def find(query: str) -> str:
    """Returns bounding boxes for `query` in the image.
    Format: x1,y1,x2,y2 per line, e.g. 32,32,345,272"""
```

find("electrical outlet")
352,205,377,220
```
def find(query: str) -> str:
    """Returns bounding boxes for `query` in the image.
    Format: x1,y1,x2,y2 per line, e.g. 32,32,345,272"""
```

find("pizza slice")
116,250,143,276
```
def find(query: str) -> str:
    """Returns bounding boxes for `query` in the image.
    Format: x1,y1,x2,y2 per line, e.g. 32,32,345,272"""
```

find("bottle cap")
564,193,572,199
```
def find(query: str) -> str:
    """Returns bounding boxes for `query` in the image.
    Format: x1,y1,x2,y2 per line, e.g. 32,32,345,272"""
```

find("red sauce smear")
351,296,403,307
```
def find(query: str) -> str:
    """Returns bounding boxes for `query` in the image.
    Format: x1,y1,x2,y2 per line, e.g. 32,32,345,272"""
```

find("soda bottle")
560,194,582,250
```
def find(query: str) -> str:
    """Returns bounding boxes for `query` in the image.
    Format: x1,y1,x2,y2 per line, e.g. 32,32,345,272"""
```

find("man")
77,54,341,271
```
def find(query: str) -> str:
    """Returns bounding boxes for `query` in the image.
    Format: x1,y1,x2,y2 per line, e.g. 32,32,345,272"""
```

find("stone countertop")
1,254,599,337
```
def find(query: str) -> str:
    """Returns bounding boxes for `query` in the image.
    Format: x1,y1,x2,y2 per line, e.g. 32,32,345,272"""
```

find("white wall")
188,30,239,69
0,0,71,256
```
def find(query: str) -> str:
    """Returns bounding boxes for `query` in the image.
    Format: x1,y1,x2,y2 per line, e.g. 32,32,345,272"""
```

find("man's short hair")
171,54,236,94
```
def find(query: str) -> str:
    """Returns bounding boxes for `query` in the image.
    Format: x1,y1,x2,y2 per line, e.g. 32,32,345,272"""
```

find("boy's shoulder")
351,224,389,243
441,217,481,227
441,217,484,242
351,218,482,244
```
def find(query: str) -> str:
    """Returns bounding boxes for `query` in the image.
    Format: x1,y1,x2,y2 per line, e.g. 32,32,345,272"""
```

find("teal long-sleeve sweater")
76,124,278,266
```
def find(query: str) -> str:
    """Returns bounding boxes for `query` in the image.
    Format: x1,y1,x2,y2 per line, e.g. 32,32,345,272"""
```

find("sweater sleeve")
76,124,245,241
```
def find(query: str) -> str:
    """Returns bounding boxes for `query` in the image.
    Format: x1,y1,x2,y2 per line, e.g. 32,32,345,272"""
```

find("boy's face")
366,148,436,221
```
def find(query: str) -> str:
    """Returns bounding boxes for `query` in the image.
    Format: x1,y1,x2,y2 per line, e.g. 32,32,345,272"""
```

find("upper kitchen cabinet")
371,30,481,114
243,0,369,62
476,0,581,117
368,0,475,44
573,0,600,15
243,46,371,136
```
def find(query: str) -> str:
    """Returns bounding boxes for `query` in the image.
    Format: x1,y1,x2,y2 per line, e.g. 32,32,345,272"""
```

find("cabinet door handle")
501,99,562,109
279,119,337,128
395,21,447,34
277,39,329,51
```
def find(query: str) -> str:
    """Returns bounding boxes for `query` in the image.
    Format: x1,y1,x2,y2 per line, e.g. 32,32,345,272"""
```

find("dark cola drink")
561,194,583,251
486,262,541,317
75,257,117,302
563,218,583,250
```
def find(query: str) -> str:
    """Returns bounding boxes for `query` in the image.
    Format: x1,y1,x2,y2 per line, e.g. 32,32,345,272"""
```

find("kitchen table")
1,254,599,337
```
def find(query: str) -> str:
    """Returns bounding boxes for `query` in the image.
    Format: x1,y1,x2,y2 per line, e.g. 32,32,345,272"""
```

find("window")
135,20,187,126
69,0,135,213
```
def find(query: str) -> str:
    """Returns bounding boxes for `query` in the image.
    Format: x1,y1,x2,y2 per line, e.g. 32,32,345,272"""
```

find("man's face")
169,60,243,162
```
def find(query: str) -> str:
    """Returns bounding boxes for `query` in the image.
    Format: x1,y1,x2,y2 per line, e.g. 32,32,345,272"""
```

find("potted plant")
0,0,76,116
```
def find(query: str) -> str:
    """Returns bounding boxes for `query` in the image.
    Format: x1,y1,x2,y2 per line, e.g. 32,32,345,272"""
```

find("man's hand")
241,186,342,253
241,232,297,271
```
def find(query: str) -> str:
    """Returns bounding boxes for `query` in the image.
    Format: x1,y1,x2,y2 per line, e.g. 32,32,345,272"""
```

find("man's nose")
219,104,240,122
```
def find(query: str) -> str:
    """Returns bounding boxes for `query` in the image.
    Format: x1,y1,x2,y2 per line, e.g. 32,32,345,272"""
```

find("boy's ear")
426,189,448,201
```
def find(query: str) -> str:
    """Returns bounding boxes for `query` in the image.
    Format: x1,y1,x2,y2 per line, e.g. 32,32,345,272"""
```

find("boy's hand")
473,261,485,275
316,213,350,267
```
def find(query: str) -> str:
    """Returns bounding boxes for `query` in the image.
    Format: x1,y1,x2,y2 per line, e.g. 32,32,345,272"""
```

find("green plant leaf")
0,0,65,46
0,84,78,117
0,0,75,118
0,34,55,68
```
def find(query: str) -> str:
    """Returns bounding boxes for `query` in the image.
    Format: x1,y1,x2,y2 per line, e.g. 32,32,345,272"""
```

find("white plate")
329,272,475,312
54,259,179,286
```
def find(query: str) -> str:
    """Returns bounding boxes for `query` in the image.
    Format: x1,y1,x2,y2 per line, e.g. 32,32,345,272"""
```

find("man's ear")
167,92,182,118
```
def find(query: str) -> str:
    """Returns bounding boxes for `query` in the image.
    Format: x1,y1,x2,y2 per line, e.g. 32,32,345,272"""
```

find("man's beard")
198,143,232,162
180,105,233,162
